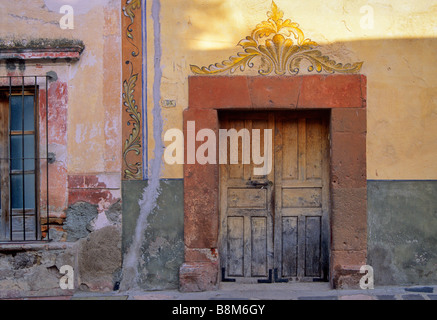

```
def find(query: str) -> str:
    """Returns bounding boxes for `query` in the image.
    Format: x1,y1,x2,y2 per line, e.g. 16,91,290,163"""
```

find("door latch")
246,180,272,188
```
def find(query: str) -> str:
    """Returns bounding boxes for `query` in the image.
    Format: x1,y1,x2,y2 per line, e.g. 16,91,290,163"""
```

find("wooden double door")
219,111,330,283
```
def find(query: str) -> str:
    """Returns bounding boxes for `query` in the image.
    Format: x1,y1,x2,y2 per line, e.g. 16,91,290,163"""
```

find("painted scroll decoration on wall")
122,0,142,180
191,2,363,75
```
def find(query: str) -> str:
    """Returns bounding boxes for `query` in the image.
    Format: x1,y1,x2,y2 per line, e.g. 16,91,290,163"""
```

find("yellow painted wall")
151,0,437,180
2,0,436,181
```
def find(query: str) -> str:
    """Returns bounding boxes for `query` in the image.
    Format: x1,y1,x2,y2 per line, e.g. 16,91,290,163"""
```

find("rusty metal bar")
1,75,51,242
21,76,26,241
45,77,49,242
8,77,11,241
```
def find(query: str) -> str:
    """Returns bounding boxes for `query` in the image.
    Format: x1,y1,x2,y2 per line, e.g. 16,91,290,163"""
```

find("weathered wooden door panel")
220,112,274,283
281,216,298,277
274,114,329,281
305,216,322,277
220,111,329,283
227,216,244,277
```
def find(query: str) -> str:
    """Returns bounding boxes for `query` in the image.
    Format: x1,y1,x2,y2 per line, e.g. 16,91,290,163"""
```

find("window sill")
0,241,74,253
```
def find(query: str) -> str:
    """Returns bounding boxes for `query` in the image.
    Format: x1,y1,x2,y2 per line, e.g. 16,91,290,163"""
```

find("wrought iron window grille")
0,74,55,242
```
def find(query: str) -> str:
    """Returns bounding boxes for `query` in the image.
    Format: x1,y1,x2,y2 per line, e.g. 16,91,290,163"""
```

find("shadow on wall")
182,38,437,286
132,0,437,289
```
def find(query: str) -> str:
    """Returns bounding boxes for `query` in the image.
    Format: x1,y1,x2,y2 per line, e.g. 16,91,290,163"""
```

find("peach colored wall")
0,0,122,236
0,0,122,177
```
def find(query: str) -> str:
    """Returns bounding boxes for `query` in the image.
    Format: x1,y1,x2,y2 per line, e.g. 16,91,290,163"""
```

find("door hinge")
221,268,236,282
258,269,273,283
274,268,289,283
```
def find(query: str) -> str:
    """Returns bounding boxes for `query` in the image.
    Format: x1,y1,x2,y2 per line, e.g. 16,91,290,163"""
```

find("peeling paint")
121,0,164,291
90,212,112,231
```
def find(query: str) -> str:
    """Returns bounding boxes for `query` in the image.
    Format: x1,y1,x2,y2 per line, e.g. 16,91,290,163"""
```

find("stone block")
332,264,364,290
248,76,301,109
179,262,219,292
331,188,367,251
183,108,219,248
184,247,219,263
189,76,251,109
77,226,122,292
331,132,367,189
299,74,364,108
331,250,367,268
331,108,367,134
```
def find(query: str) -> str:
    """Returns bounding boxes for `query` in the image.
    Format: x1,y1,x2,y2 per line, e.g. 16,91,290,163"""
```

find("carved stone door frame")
179,75,367,292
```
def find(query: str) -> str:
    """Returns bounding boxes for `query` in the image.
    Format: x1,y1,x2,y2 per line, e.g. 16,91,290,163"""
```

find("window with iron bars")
0,76,51,242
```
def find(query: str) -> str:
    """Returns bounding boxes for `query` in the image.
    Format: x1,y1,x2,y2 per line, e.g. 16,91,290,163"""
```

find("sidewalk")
67,283,437,301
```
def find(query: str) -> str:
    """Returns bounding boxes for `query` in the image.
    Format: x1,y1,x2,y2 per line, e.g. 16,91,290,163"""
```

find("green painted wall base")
122,179,184,290
121,179,437,289
368,180,437,285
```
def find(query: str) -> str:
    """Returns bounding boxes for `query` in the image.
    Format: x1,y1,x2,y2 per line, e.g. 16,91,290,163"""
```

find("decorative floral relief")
122,0,142,180
122,62,142,180
123,0,141,57
191,1,363,75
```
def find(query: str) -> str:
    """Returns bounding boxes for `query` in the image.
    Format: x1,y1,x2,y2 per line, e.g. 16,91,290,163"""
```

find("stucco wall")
0,0,123,295
137,0,437,287
136,0,437,180
0,0,122,175
1,0,437,293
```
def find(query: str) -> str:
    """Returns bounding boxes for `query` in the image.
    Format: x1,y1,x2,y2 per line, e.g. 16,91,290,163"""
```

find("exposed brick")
84,175,107,189
41,225,64,233
68,175,85,189
68,189,116,207
69,174,120,189
41,217,65,225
